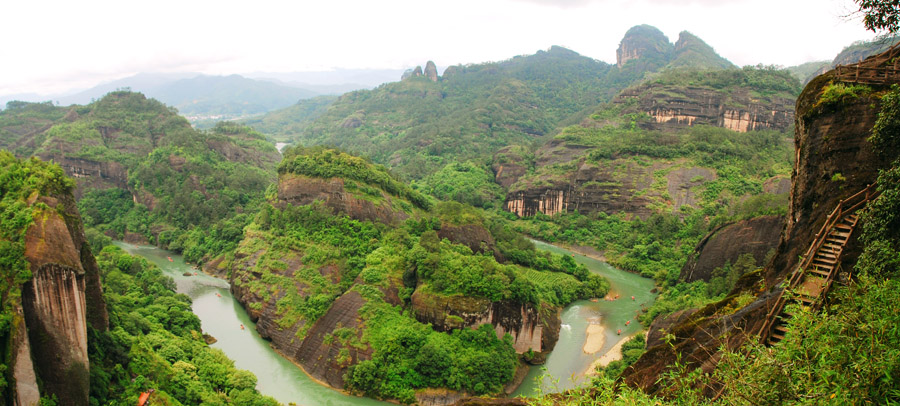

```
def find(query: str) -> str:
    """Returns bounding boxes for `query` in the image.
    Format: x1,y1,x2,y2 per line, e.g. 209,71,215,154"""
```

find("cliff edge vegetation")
224,147,608,404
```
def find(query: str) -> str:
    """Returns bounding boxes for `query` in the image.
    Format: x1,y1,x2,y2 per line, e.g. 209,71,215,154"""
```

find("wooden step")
822,243,842,252
813,257,837,265
810,268,831,277
831,231,851,238
770,332,785,341
812,263,835,272
815,252,837,260
775,325,789,333
826,237,846,245
835,224,852,232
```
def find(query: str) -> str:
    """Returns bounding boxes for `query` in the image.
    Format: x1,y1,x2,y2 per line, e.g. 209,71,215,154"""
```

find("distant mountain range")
0,69,405,126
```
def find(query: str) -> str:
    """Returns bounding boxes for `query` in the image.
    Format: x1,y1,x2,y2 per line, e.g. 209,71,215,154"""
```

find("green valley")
2,5,900,406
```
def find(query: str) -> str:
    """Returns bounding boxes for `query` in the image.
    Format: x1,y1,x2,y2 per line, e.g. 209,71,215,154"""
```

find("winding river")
512,240,657,397
116,239,655,404
116,242,389,406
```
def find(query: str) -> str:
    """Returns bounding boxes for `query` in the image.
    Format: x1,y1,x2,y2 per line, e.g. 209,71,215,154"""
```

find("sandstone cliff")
3,160,108,406
621,60,900,394
410,291,560,355
680,215,784,283
501,139,730,219
277,173,411,225
425,61,439,82
616,25,673,69
614,83,795,133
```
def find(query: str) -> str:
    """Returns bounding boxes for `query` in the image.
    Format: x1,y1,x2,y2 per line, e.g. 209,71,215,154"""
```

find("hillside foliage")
88,246,279,406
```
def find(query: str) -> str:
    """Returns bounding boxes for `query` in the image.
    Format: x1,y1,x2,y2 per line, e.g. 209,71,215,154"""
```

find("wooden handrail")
759,183,880,344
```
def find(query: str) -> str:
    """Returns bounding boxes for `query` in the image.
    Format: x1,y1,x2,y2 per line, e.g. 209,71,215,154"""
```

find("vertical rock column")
21,205,94,406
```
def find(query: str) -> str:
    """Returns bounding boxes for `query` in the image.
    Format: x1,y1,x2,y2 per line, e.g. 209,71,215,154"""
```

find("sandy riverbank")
582,320,606,354
584,331,647,376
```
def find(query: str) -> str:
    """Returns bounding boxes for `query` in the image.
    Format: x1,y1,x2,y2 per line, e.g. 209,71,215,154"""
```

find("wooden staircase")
760,184,880,345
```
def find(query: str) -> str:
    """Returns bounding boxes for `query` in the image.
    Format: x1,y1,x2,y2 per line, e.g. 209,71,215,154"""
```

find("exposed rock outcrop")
646,308,698,349
614,84,795,133
425,61,439,82
764,70,897,287
680,215,784,282
410,291,560,355
502,140,728,219
38,155,129,198
295,291,372,388
437,223,500,259
207,138,281,169
402,66,425,80
492,146,530,189
621,58,900,395
277,173,409,225
12,184,108,405
616,25,673,69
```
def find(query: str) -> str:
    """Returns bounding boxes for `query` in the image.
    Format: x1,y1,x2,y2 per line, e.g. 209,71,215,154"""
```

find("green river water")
511,241,657,397
117,239,656,404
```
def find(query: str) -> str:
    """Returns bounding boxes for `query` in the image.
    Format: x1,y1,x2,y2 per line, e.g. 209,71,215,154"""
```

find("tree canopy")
857,0,900,33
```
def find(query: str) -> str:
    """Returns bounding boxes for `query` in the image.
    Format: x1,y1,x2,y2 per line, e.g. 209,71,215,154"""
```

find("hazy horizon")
2,0,881,98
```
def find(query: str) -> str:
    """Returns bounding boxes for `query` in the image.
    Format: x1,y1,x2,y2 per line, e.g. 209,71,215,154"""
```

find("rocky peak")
401,65,424,80
424,61,439,82
616,24,673,68
670,31,734,69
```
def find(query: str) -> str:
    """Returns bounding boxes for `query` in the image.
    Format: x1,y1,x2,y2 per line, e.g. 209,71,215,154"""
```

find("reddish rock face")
18,192,108,406
277,173,410,225
766,71,895,287
622,66,900,395
614,84,795,133
680,215,784,283
502,138,727,219
436,223,501,260
425,61,439,82
410,290,560,355
295,291,372,388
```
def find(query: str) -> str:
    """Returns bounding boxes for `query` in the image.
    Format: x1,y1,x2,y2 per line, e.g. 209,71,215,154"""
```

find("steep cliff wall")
503,140,724,219
38,156,129,198
277,173,410,225
621,68,899,395
680,215,784,282
295,290,372,388
410,291,560,355
765,71,895,286
0,164,109,405
614,84,795,133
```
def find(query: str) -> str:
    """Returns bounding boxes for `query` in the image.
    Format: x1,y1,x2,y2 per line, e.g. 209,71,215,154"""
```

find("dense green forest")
527,159,900,405
5,19,899,405
241,96,337,142
224,147,609,402
0,92,281,266
87,245,279,406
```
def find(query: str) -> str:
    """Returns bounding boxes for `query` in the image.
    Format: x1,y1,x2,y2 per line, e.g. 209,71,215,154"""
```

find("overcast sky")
1,0,878,96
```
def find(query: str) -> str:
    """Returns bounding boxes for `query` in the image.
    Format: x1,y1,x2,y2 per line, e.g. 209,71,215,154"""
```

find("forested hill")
0,91,280,265
254,26,736,181
292,46,616,180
